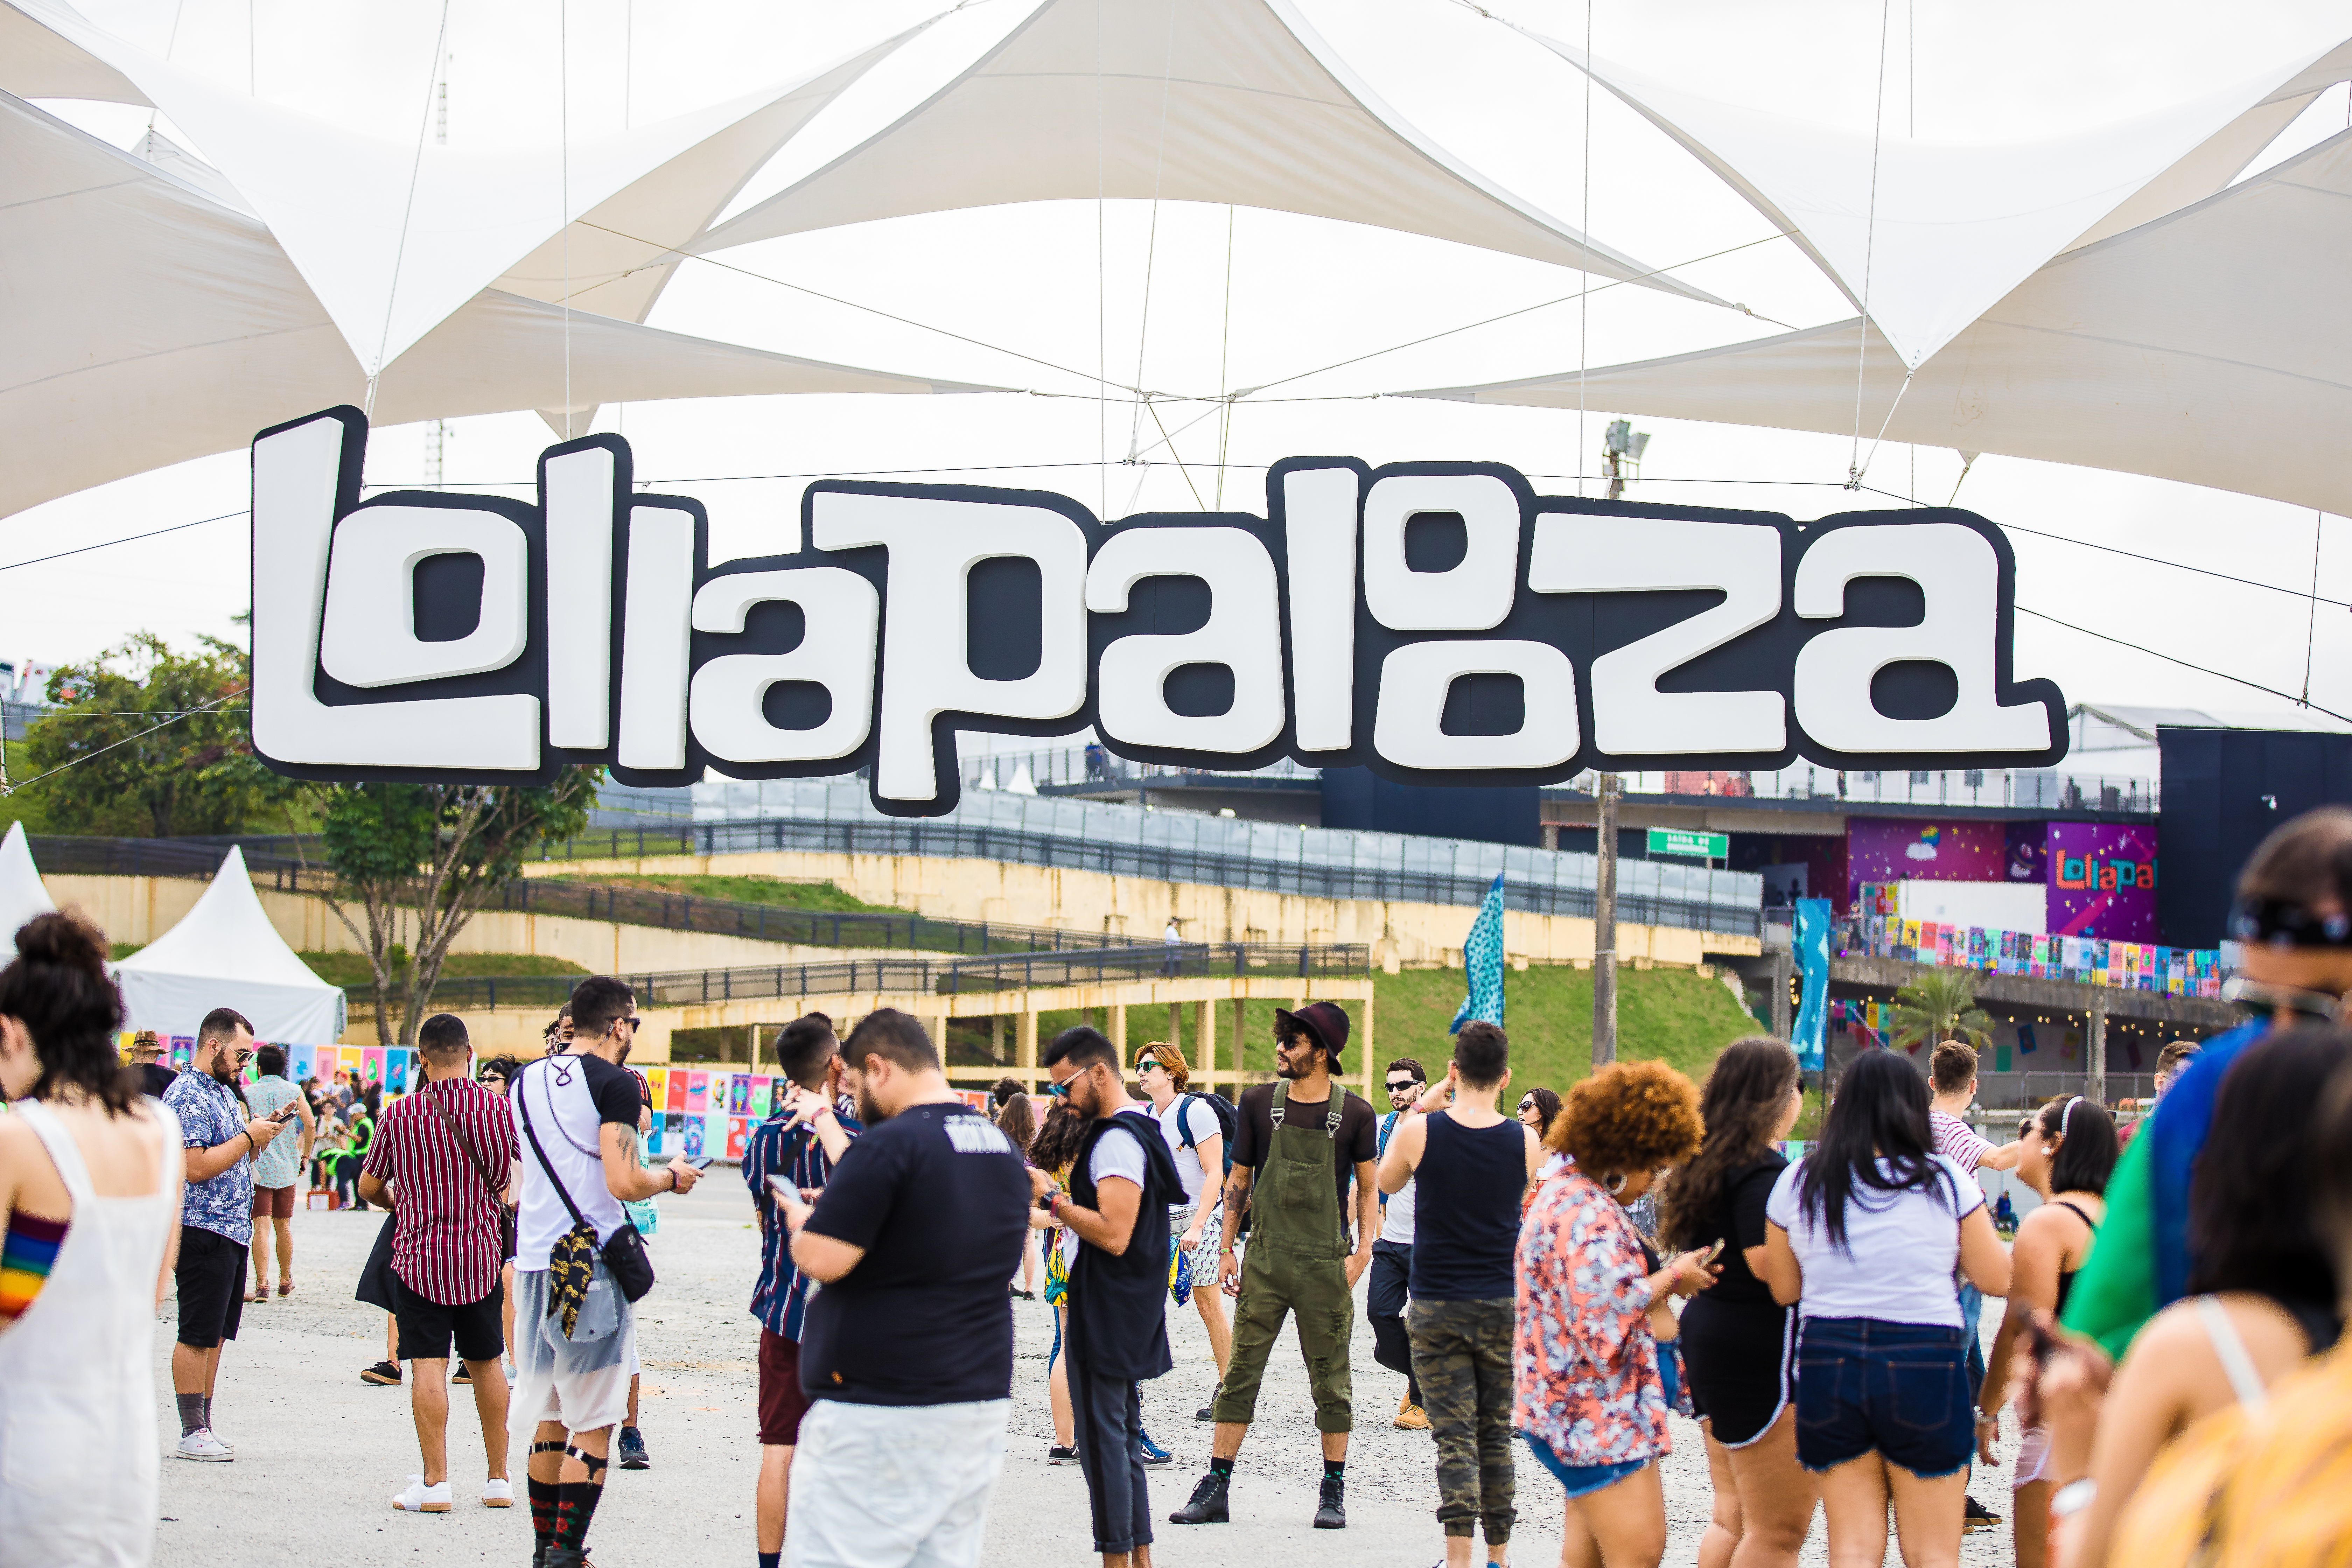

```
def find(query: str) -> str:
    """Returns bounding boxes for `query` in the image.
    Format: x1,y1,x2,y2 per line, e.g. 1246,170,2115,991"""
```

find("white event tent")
113,847,345,1046
0,822,57,952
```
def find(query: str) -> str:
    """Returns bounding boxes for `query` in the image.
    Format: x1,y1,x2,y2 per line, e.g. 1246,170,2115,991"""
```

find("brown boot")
1393,1401,1429,1430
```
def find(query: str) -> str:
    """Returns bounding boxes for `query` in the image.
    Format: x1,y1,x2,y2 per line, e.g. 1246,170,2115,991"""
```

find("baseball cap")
1273,1002,1351,1066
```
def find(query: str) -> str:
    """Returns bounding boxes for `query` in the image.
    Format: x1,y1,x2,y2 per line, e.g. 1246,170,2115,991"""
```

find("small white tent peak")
0,822,57,952
113,846,345,1044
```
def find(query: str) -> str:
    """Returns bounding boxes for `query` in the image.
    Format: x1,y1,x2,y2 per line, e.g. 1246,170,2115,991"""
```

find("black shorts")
1679,1295,1796,1447
758,1331,811,1446
394,1275,506,1364
175,1225,248,1349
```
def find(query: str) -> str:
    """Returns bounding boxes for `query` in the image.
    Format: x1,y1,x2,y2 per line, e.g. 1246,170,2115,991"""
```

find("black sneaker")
1168,1472,1231,1524
361,1360,401,1386
616,1426,649,1469
1313,1474,1346,1529
1048,1444,1078,1465
1195,1405,1216,1422
1963,1494,2002,1531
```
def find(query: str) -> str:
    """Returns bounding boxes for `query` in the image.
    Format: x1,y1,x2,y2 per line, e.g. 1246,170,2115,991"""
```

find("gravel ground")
151,1185,2022,1567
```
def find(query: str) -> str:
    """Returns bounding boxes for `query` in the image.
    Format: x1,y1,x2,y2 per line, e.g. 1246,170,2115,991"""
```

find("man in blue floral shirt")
160,1007,286,1462
742,1014,861,1568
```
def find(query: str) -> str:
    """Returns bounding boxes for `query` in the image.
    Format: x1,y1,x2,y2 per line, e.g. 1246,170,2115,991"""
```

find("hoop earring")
1603,1171,1627,1194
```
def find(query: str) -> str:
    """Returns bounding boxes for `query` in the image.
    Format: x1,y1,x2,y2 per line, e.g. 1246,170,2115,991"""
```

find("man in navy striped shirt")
360,1013,520,1514
743,1013,861,1568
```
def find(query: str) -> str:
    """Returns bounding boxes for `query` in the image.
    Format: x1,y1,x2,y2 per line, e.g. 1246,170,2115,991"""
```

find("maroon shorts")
251,1183,296,1219
758,1330,812,1447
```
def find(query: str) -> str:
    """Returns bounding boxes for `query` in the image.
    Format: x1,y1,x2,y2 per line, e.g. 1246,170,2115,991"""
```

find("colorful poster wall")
2045,821,2159,943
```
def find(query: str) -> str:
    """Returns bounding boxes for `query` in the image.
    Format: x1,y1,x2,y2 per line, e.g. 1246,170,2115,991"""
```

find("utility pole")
1592,772,1619,1065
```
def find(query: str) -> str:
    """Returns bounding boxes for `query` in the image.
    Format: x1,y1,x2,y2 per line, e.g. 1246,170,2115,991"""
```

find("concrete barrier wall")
45,874,923,974
524,849,1759,970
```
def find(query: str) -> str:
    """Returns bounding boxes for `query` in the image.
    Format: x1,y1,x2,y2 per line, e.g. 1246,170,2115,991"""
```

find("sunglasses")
1047,1080,1071,1098
1517,1099,1537,1112
1385,1079,1421,1092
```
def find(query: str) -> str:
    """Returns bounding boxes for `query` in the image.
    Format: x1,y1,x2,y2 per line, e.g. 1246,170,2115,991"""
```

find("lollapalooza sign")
249,408,2067,816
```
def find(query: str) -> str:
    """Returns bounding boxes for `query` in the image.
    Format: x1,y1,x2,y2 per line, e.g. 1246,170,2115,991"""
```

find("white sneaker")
174,1429,233,1462
391,1478,453,1513
482,1478,514,1508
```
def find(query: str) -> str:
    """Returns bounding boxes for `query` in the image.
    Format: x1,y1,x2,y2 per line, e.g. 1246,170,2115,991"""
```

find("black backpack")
1177,1090,1239,1175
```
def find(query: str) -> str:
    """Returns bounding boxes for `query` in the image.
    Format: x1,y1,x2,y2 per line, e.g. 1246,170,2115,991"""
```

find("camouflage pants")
1408,1297,1516,1544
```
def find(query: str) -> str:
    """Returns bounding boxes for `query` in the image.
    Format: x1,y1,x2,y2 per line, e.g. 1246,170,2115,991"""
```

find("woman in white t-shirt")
1759,1050,2010,1568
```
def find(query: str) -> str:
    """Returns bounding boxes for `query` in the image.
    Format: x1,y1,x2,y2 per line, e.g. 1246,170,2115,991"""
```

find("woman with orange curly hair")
1516,1060,1720,1567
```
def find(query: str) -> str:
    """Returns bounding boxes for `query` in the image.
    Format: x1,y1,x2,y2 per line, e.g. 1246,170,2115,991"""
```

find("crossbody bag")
518,1067,656,1308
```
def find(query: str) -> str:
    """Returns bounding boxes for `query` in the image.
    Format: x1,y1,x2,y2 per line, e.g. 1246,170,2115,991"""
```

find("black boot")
545,1547,588,1568
1168,1471,1231,1524
1313,1473,1346,1529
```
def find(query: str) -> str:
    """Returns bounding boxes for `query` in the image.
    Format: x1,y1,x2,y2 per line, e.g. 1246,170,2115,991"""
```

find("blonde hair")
1135,1038,1190,1091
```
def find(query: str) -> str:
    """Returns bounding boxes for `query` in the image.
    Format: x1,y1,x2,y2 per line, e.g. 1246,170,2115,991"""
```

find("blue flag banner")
1452,873,1507,1034
1792,897,1831,1071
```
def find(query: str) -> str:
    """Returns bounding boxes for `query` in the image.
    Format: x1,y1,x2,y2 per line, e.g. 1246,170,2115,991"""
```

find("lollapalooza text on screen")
247,407,2066,816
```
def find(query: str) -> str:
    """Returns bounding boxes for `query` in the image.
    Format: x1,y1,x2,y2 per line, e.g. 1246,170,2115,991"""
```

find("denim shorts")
1524,1435,1651,1500
1794,1316,1971,1478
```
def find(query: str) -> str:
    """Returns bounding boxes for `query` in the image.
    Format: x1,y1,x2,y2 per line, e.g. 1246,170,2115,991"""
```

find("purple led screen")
1846,819,2009,905
2046,821,2158,943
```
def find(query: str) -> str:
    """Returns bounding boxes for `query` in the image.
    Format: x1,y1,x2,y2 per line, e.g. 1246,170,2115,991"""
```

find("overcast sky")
17,0,2352,747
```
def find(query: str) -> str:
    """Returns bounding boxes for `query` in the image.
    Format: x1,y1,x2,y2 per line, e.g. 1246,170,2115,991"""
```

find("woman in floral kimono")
1517,1060,1718,1567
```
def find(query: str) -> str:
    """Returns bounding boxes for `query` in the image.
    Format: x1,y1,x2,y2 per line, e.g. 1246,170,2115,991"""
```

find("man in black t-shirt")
772,1009,1029,1568
1170,1002,1379,1531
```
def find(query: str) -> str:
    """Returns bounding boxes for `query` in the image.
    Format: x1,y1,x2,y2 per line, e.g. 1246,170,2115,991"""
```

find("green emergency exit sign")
1648,828,1728,860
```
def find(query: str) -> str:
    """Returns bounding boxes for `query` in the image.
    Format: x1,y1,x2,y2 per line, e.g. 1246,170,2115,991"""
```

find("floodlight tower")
1602,419,1650,501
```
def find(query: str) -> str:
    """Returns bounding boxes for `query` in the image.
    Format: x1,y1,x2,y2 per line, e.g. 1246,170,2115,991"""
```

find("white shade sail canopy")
1531,33,2346,369
0,824,58,954
698,0,1726,308
6,0,924,373
114,847,346,1044
0,91,1001,521
1405,128,2352,518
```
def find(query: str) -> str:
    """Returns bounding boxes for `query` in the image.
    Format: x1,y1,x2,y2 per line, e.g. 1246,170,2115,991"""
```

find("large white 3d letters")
248,411,2067,812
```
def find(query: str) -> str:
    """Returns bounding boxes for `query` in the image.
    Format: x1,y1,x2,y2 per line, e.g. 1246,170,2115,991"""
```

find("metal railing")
538,817,1760,937
1574,768,2157,814
368,941,1369,1013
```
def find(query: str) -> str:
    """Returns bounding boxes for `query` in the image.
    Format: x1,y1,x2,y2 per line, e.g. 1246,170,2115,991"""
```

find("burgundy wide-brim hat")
1273,1001,1351,1064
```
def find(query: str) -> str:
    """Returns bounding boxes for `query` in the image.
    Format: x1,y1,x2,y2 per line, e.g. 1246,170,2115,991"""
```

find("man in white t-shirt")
1368,1057,1429,1430
1135,1041,1232,1416
512,978,702,1568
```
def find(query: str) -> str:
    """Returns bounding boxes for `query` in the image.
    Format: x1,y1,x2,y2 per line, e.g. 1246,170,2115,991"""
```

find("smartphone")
686,1155,716,1171
270,1101,302,1122
765,1174,807,1207
1700,1238,1727,1265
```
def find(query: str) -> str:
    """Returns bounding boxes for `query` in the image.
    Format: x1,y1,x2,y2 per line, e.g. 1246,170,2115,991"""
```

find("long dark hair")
2186,1024,2348,1316
1795,1049,1952,1251
1520,1086,1561,1133
0,912,136,1115
1027,1098,1089,1175
2035,1095,2118,1196
1661,1037,1799,1251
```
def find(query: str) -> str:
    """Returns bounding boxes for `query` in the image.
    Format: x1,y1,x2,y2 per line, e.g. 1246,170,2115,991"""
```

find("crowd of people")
10,808,2352,1566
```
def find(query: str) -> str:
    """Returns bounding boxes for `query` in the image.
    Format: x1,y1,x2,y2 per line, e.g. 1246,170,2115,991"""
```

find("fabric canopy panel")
1403,129,2352,518
699,0,1725,307
1533,34,2343,368
113,848,345,1044
0,824,57,953
6,0,918,372
0,92,1000,519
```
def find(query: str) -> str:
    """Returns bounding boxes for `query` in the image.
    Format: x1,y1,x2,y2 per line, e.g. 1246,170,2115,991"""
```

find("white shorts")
512,1267,637,1434
785,1398,1010,1568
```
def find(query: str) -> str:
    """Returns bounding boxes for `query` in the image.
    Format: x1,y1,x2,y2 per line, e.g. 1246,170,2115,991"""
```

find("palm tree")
1885,968,1995,1052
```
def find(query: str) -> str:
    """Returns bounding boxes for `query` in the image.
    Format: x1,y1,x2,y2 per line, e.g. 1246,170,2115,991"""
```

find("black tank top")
2050,1199,2098,1316
1408,1113,1525,1300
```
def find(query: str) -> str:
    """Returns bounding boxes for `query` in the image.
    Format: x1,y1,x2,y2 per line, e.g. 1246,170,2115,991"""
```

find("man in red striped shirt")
360,1013,520,1514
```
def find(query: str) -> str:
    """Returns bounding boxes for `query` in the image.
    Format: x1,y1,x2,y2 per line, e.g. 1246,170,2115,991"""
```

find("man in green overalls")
1168,1002,1378,1531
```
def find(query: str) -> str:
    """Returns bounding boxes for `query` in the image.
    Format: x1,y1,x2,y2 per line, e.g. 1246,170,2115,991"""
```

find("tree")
15,632,284,837
310,773,598,1044
1885,968,1995,1053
